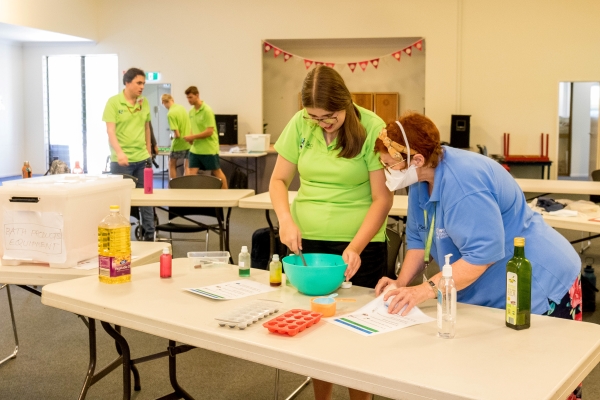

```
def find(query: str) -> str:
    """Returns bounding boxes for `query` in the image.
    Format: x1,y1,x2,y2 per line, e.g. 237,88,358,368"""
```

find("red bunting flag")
273,48,282,58
359,61,368,71
304,59,314,69
283,53,292,62
414,40,423,51
315,62,324,66
264,42,272,53
404,47,412,56
392,51,402,61
325,63,335,68
348,62,357,72
370,59,380,69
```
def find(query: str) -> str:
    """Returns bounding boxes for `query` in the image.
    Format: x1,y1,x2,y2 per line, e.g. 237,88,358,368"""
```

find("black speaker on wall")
449,115,471,149
215,114,238,145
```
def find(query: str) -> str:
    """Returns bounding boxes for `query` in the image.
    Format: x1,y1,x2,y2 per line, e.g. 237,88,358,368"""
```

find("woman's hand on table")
342,246,361,281
280,220,302,254
378,282,434,316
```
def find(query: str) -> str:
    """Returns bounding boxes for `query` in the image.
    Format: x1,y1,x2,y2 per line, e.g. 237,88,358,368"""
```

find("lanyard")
422,206,436,283
424,208,435,264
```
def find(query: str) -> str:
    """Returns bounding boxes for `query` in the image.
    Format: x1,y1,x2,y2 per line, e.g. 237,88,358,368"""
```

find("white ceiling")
0,22,92,43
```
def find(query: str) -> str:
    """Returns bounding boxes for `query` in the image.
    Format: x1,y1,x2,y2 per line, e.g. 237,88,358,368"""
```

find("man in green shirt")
161,94,191,179
102,67,155,240
184,86,228,189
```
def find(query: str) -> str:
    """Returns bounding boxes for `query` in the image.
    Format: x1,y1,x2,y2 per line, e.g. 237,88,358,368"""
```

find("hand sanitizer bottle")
238,246,251,277
438,253,457,339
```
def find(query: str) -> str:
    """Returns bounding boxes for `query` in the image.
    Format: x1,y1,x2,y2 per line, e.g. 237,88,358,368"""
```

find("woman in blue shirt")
374,112,581,325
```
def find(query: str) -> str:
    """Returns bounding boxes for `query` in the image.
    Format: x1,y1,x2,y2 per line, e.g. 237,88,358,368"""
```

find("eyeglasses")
379,157,405,172
302,115,338,125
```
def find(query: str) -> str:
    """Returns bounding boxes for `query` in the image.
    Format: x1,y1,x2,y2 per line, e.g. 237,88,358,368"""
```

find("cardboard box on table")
0,174,134,268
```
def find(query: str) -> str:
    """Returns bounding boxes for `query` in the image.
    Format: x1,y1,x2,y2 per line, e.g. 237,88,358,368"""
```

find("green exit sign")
146,72,161,81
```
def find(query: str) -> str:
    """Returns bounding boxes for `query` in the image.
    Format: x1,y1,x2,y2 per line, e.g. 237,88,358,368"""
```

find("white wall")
263,37,425,140
13,0,600,179
571,82,594,178
0,39,23,177
0,0,98,40
20,0,457,171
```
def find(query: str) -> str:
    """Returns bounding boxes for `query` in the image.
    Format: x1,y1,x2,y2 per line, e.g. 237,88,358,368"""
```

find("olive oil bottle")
506,237,531,330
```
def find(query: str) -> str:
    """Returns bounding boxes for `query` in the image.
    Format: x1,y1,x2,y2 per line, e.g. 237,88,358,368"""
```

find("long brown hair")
301,66,365,159
374,111,443,168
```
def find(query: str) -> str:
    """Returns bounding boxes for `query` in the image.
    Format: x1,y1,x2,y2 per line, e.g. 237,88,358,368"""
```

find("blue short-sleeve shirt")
406,146,580,314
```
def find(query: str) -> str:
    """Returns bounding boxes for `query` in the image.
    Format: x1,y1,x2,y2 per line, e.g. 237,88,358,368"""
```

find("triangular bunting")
403,47,412,56
283,53,292,62
273,48,282,58
264,42,272,53
348,62,357,72
315,62,324,66
392,51,402,61
325,63,335,68
370,58,380,69
414,40,423,51
304,59,314,69
359,61,368,71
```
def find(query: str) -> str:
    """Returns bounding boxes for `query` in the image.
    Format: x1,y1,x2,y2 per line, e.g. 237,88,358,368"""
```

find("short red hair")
374,111,443,168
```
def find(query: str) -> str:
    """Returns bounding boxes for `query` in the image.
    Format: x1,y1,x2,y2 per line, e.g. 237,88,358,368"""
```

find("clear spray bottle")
437,253,457,339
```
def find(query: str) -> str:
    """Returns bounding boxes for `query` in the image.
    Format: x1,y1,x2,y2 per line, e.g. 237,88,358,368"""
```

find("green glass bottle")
505,237,532,330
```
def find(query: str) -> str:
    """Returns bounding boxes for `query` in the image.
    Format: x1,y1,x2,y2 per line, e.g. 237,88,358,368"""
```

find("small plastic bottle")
22,161,32,179
73,161,83,174
144,160,153,194
238,246,251,277
160,248,172,278
437,253,457,339
269,254,282,287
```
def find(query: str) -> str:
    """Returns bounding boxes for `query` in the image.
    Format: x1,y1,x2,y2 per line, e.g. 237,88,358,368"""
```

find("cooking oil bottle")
506,237,531,330
98,205,131,284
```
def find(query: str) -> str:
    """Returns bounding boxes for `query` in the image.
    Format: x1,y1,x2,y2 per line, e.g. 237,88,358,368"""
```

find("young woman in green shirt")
270,65,392,400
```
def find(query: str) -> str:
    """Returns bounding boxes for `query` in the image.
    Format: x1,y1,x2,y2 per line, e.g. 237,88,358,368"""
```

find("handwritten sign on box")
3,210,65,263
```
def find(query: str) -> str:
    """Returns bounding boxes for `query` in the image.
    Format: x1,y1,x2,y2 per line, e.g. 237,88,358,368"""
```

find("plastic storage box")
188,251,230,269
245,134,270,152
0,174,134,268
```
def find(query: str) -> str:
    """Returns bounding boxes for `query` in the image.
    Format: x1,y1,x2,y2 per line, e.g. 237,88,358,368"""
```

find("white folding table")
41,259,600,400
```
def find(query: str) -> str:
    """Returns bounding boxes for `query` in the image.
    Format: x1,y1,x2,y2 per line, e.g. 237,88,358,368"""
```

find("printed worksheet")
184,280,277,300
329,294,435,336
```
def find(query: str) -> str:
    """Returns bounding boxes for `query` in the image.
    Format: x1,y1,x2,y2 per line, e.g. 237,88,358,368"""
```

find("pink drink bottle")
144,160,153,194
160,248,172,278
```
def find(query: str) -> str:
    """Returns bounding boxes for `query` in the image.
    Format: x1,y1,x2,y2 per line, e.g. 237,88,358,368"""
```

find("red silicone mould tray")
262,309,322,337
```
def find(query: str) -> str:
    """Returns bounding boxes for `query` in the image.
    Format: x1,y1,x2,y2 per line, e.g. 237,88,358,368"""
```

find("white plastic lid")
163,248,170,254
272,254,279,261
241,246,248,253
341,281,352,289
442,253,453,277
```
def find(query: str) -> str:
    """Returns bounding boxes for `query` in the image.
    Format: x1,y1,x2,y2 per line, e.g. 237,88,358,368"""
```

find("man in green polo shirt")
102,67,155,240
184,86,228,189
161,94,191,179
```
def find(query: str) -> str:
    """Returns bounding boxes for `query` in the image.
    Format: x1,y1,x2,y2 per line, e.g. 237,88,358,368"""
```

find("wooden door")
374,93,399,125
351,93,374,111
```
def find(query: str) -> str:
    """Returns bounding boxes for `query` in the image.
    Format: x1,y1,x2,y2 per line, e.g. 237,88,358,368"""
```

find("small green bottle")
505,237,532,330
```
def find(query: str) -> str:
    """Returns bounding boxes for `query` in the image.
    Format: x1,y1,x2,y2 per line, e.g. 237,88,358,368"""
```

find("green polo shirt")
274,105,386,242
167,103,192,152
189,102,219,155
102,92,151,162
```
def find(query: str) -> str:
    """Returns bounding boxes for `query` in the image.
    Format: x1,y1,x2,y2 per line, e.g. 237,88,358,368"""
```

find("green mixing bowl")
283,253,347,296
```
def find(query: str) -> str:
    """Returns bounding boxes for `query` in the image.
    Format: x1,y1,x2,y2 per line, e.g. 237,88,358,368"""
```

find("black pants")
300,239,387,289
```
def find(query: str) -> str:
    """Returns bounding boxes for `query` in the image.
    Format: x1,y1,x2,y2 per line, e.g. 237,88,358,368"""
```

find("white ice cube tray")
215,300,282,330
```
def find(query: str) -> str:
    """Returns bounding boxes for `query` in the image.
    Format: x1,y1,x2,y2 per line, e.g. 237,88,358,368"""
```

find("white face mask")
385,165,419,191
384,121,419,191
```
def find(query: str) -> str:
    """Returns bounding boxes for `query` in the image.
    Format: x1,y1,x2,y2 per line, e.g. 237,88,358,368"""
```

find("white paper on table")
328,294,435,336
184,279,276,300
